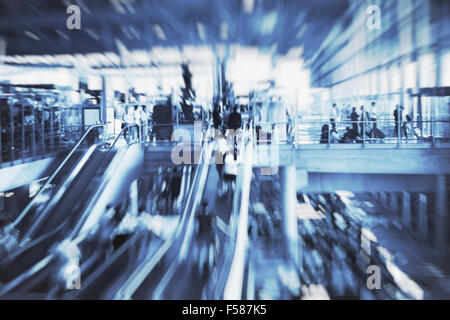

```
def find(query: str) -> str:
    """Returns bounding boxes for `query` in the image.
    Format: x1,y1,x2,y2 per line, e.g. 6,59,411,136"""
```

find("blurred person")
350,107,359,134
359,105,370,138
24,106,34,154
223,151,238,193
330,127,340,143
134,105,142,141
340,127,357,143
228,105,242,131
191,201,217,275
170,167,182,212
368,103,385,142
121,106,135,142
247,106,254,130
141,105,150,142
161,172,172,214
65,112,78,141
393,105,403,137
215,135,229,196
330,103,338,130
286,110,293,142
214,134,228,176
404,112,412,139
320,124,329,144
369,101,377,131
212,104,222,132
227,105,242,156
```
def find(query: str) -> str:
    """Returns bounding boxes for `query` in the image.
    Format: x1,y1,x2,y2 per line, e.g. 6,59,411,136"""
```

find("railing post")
10,101,14,161
0,116,2,163
32,104,36,158
50,104,54,153
294,113,298,149
41,107,45,151
431,116,435,147
362,105,366,147
21,103,25,159
396,105,400,148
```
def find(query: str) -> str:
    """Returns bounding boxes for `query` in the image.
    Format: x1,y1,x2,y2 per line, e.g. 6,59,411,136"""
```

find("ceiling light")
243,0,255,14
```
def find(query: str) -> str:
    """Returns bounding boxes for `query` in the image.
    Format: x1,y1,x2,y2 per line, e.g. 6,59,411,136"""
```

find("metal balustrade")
253,119,450,148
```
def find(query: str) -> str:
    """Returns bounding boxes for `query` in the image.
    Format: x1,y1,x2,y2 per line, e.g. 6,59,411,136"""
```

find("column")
101,75,107,124
401,191,411,229
388,192,398,212
418,193,429,243
281,165,299,267
434,175,448,253
380,192,387,208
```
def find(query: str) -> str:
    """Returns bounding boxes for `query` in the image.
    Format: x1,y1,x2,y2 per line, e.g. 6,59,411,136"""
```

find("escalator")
0,145,119,284
124,130,253,300
101,140,214,300
68,165,194,299
0,125,253,300
0,127,143,295
153,134,253,300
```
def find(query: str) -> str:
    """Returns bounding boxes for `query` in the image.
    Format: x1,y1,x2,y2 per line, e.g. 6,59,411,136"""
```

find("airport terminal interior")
0,0,449,300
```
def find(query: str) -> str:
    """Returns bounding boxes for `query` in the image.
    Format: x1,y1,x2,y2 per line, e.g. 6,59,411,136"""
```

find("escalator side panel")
76,143,143,236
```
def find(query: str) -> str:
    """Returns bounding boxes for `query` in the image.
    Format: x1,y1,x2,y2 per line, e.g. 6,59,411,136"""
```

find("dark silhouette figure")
393,105,404,137
228,106,242,131
212,105,222,130
320,124,329,144
350,107,359,135
341,126,358,143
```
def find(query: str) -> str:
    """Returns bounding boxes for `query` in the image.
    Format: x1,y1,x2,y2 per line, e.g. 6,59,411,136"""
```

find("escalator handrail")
223,138,253,299
0,124,143,295
150,142,213,299
0,255,53,296
206,126,251,298
8,124,106,231
151,126,249,299
15,123,140,239
67,123,143,239
19,144,98,244
113,126,212,299
105,123,141,154
72,166,194,299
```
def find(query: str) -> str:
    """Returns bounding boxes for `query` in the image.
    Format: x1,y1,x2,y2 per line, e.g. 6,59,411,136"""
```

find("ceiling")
0,0,349,64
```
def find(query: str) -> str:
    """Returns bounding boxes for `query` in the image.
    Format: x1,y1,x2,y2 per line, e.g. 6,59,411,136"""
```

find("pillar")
281,165,299,267
101,76,107,124
433,175,448,253
401,191,411,229
388,192,398,212
380,192,387,208
418,193,429,242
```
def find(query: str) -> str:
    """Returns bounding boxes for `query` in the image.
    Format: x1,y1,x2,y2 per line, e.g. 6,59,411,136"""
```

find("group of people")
146,166,183,216
121,105,151,143
212,104,243,196
322,102,414,144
